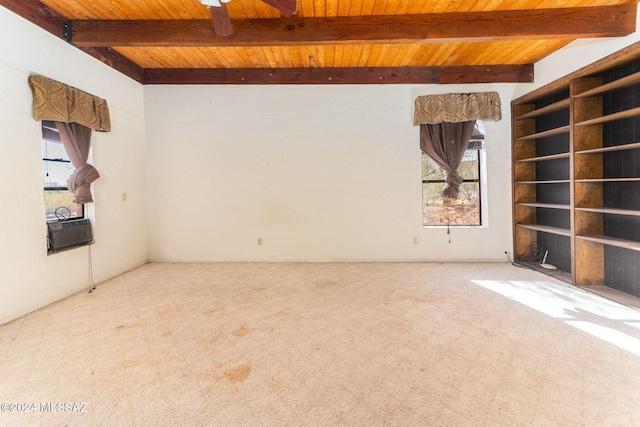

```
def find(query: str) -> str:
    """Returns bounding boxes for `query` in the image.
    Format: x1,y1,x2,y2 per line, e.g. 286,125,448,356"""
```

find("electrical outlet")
122,193,127,201
413,237,418,245
257,238,262,246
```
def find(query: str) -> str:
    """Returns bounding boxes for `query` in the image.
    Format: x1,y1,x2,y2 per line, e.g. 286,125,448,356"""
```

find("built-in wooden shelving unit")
512,43,640,298
512,77,571,273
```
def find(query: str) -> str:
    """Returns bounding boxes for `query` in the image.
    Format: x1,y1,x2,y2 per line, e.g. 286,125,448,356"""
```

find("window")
42,121,83,220
422,122,484,226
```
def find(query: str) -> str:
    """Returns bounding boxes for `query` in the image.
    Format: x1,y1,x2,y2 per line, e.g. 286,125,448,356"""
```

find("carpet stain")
161,330,174,337
156,305,180,319
200,332,222,344
202,309,218,317
269,379,285,392
119,357,142,369
218,364,251,383
273,311,289,317
315,281,339,289
232,325,254,337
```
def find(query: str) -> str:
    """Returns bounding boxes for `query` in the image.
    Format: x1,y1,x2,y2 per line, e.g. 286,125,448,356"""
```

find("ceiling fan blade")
261,0,297,15
209,4,233,37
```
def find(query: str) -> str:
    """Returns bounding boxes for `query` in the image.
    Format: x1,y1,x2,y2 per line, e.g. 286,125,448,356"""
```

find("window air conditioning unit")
47,218,93,253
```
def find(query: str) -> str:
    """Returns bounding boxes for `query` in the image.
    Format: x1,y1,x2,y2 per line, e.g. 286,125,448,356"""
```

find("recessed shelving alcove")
512,42,640,300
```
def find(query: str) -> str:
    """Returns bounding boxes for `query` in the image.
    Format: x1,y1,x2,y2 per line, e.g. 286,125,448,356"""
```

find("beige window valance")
28,75,111,132
414,92,501,126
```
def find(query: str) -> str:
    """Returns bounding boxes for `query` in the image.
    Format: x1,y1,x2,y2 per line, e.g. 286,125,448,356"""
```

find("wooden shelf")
574,71,640,98
514,98,570,120
515,180,570,185
575,141,640,154
576,177,640,183
516,152,570,163
575,106,640,126
576,207,640,216
515,125,570,141
576,235,640,252
517,202,570,210
516,223,571,236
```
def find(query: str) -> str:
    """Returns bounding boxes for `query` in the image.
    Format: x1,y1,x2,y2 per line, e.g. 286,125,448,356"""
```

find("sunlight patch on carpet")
472,279,640,357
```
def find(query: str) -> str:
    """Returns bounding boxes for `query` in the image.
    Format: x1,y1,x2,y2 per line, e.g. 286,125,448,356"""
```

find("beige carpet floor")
1,262,640,426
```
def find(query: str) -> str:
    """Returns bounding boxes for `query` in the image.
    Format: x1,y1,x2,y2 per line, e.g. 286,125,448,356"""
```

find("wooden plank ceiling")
1,0,638,84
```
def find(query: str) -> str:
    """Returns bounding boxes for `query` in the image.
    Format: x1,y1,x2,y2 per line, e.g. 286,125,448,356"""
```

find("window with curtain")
42,121,83,220
422,121,485,226
414,91,500,228
29,75,109,223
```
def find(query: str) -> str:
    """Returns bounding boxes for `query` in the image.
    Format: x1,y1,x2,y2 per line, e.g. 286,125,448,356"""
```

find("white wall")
0,8,148,324
145,83,517,262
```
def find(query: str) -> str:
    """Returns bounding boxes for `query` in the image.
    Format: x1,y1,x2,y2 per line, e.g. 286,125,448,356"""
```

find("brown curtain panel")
55,122,99,204
420,120,476,199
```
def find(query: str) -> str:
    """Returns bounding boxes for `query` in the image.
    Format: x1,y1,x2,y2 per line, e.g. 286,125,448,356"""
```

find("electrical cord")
505,246,569,281
54,206,71,221
505,244,544,269
87,245,96,293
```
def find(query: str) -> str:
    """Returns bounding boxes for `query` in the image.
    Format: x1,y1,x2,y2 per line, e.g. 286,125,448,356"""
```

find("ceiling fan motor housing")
199,0,231,7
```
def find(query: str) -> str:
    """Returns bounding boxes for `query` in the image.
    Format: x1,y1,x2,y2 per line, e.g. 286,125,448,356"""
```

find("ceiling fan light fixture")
199,0,230,6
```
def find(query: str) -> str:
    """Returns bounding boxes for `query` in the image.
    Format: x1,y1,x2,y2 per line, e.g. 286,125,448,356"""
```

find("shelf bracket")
63,21,73,45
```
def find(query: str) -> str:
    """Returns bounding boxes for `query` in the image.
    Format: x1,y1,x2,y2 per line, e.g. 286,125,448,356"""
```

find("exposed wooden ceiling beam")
70,5,636,48
142,64,534,85
0,0,144,82
78,47,145,83
0,0,65,38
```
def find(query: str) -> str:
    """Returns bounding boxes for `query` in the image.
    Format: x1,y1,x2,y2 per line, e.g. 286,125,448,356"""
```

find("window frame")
42,121,84,221
422,148,482,227
421,121,485,227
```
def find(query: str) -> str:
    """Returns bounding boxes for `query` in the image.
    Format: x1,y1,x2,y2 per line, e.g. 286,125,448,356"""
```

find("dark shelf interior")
537,207,570,229
535,89,571,110
605,246,640,297
603,181,640,210
537,232,571,274
536,184,570,209
600,66,640,295
525,95,572,275
602,148,640,179
536,161,570,185
535,106,570,135
602,61,640,86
